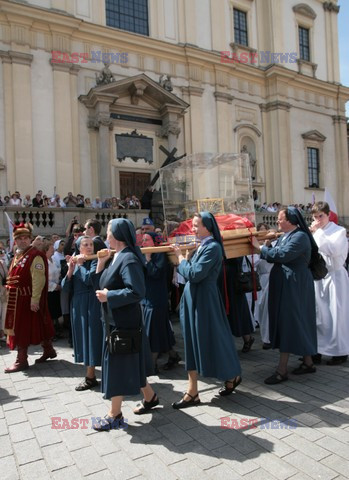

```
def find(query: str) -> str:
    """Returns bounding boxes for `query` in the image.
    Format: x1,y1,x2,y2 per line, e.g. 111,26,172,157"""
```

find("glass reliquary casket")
158,153,257,261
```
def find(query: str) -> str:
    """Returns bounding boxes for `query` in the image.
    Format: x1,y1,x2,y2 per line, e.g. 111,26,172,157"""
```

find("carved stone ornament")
88,114,113,130
95,62,115,86
323,2,340,13
158,122,181,138
159,74,173,92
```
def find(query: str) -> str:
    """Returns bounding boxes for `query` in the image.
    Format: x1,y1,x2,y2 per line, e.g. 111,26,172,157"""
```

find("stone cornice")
214,92,234,104
260,101,292,112
50,59,81,75
181,86,204,97
0,50,11,64
0,50,33,65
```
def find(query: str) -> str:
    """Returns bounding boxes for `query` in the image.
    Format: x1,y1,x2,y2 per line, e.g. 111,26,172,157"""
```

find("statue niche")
240,142,257,181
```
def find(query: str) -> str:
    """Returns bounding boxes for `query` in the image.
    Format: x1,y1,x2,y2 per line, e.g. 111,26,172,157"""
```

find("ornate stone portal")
79,73,188,199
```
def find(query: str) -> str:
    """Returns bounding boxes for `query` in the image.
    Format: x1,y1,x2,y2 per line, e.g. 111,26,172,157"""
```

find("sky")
338,1,349,116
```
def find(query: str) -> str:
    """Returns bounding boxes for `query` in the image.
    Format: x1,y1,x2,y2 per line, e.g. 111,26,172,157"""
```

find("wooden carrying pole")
79,229,280,264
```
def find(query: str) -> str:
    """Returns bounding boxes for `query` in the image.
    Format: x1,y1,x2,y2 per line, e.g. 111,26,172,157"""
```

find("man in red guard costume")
4,223,56,373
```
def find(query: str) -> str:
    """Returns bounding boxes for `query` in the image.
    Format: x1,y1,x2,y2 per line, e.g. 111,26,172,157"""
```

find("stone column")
260,101,292,204
51,60,74,194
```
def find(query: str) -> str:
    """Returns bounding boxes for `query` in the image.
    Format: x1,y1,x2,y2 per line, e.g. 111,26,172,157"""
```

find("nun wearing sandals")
171,212,242,410
92,219,159,431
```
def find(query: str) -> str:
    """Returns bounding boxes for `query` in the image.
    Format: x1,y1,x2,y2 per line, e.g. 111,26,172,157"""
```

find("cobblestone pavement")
1,320,349,480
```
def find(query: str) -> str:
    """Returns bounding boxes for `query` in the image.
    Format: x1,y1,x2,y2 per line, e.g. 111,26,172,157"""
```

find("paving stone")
291,424,325,442
204,463,244,479
248,429,294,458
283,432,331,461
316,424,349,443
13,438,43,465
0,434,13,458
217,428,261,455
246,450,298,479
21,399,45,414
43,400,68,416
176,441,222,470
0,418,9,436
211,445,259,476
59,427,91,451
3,399,22,412
51,465,84,479
186,425,226,450
283,451,337,480
9,421,35,443
156,423,193,446
71,446,109,476
88,430,122,456
117,433,153,460
148,437,186,465
315,435,349,460
134,453,178,480
65,400,92,418
169,458,210,479
0,453,20,479
103,451,142,479
27,409,52,428
166,410,202,430
320,454,349,477
18,459,51,480
81,470,116,480
241,467,279,479
35,424,62,447
42,442,75,471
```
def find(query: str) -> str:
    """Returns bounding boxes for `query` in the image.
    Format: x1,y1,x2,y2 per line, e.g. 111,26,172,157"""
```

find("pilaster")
51,60,74,193
181,86,204,153
260,101,293,203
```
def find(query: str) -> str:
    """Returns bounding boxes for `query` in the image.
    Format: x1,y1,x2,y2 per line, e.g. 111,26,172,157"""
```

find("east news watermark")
51,416,128,430
51,50,128,64
221,417,298,430
50,416,297,431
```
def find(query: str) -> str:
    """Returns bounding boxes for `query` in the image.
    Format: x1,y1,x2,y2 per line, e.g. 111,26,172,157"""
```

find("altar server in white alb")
310,201,349,366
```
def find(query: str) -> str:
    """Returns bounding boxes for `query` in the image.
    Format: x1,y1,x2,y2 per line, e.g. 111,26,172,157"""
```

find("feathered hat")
13,222,33,239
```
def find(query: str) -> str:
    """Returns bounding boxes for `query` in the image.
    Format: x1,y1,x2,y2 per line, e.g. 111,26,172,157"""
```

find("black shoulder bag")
233,256,262,294
308,249,328,281
105,307,142,355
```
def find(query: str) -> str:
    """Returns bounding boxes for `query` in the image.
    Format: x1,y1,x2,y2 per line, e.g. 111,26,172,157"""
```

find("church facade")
0,0,348,220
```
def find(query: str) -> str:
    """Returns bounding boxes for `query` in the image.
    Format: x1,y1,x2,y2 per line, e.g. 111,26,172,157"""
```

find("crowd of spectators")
0,190,152,210
255,202,314,214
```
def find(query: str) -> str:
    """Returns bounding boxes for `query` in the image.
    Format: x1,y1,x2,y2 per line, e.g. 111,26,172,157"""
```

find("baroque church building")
0,0,348,221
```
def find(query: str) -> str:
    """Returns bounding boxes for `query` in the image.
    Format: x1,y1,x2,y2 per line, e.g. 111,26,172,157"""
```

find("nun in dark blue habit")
171,212,242,409
251,206,317,385
62,236,103,391
92,219,159,431
141,231,179,373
